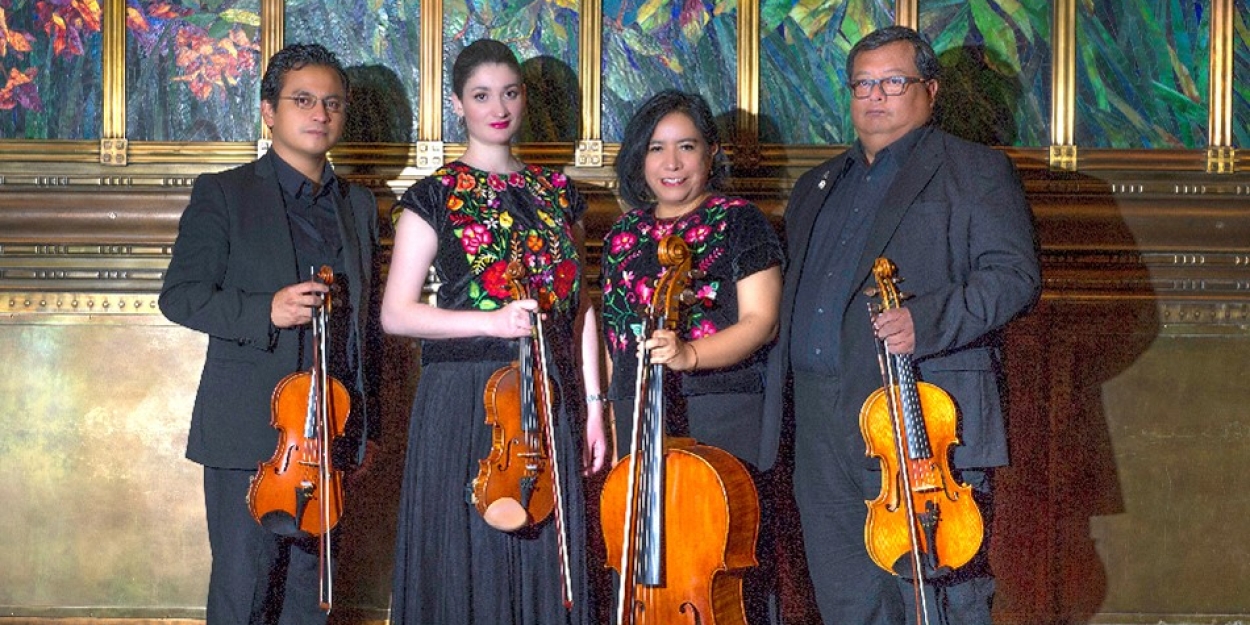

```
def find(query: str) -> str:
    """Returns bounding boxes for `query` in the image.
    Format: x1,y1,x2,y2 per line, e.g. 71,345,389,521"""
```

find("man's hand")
271,280,330,328
873,307,915,355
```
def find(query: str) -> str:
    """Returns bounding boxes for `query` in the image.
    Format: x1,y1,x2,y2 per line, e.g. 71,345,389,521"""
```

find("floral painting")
921,0,1051,147
601,0,736,143
1075,0,1209,148
0,0,104,139
286,0,419,144
443,0,581,143
758,0,892,145
1235,0,1248,148
125,0,261,142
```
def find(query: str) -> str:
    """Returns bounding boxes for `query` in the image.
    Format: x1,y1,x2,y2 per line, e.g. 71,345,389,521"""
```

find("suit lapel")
850,127,943,298
249,153,301,284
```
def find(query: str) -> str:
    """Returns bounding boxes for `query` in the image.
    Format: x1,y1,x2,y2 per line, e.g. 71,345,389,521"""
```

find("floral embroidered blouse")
395,161,586,364
601,194,782,398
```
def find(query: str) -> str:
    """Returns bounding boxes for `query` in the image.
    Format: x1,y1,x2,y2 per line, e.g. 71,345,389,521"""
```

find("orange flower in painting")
1,9,35,57
147,3,190,19
35,0,102,58
0,66,43,111
125,5,149,33
172,25,259,101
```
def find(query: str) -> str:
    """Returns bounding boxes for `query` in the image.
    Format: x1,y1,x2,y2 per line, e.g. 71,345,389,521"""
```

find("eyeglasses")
280,94,346,113
848,76,929,99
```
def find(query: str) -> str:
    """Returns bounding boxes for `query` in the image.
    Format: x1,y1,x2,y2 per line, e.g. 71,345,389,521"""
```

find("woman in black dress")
382,39,607,625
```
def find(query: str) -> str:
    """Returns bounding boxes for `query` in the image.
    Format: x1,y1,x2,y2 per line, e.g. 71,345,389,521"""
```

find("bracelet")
586,393,607,404
688,342,700,371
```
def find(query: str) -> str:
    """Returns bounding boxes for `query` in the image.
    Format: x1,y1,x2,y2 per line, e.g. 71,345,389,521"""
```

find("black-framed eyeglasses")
280,94,346,113
848,76,929,99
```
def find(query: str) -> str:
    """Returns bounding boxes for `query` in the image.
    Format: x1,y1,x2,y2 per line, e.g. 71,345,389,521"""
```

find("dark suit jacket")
760,126,1040,471
160,152,381,470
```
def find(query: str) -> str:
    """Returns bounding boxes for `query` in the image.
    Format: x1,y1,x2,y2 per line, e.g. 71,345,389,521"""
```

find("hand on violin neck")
492,298,540,338
872,307,916,355
643,329,699,371
270,279,330,328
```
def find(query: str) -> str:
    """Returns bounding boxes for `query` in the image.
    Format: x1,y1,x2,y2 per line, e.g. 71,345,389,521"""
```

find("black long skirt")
389,359,591,625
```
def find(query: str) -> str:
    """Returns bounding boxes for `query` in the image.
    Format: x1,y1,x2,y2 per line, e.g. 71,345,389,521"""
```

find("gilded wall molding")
1208,0,1235,173
1050,0,1076,171
101,0,126,166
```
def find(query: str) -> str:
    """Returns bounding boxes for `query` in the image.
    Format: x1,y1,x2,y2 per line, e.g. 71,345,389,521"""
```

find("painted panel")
920,0,1051,147
286,0,419,144
125,0,262,142
601,0,737,143
1075,0,1210,149
443,0,581,143
0,0,103,139
758,0,891,145
1235,0,1249,148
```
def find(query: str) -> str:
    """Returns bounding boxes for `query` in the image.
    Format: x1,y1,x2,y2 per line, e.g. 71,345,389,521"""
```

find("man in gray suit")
160,43,380,625
764,26,1040,625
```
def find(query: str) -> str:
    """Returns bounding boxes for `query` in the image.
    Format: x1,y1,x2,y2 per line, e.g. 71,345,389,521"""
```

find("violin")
247,265,348,612
471,259,574,608
859,257,984,624
600,235,760,625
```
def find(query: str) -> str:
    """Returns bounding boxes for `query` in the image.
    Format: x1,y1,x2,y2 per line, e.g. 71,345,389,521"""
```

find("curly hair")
260,43,350,107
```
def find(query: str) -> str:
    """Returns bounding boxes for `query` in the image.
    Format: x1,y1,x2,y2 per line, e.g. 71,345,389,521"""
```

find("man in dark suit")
763,26,1040,625
159,43,380,625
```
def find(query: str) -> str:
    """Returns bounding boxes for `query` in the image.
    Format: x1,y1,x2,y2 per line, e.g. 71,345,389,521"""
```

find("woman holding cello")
599,90,783,624
381,39,607,625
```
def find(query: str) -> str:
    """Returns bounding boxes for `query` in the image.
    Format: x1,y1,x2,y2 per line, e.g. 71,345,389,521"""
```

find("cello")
470,259,575,608
601,235,760,625
859,257,984,625
247,265,348,612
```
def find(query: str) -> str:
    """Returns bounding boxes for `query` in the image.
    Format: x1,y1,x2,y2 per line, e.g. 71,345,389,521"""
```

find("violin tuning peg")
688,269,707,280
679,290,697,306
864,287,879,297
867,303,882,315
899,291,913,301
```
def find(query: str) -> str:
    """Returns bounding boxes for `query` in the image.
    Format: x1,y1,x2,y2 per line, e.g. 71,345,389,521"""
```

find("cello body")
601,440,759,625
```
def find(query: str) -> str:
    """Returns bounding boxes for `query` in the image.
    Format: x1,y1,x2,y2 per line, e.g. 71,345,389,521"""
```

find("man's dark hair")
615,89,727,208
452,39,523,99
260,43,350,107
846,26,941,82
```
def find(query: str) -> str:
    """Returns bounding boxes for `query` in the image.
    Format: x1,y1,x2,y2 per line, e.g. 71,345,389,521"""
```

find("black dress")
389,161,591,625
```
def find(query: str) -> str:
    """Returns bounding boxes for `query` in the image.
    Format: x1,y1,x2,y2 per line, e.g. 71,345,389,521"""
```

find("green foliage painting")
1076,0,1209,148
601,0,737,143
126,0,261,142
0,0,103,139
1235,0,1249,148
921,0,1051,147
287,0,419,144
759,0,892,145
443,0,581,143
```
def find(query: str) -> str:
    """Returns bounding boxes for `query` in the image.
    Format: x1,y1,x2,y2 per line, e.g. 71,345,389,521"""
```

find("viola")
247,265,348,612
471,259,574,608
600,235,760,625
859,257,984,624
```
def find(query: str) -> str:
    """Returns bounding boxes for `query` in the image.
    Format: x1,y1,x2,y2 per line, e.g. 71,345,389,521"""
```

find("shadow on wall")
520,55,580,143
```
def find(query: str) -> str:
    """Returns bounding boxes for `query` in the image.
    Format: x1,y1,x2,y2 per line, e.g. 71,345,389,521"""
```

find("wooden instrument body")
601,440,760,625
474,357,556,527
860,380,983,575
858,256,985,583
247,371,349,537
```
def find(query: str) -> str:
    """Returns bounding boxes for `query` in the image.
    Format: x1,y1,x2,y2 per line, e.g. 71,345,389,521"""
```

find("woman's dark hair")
615,90,727,208
846,26,941,82
452,39,523,99
260,43,349,106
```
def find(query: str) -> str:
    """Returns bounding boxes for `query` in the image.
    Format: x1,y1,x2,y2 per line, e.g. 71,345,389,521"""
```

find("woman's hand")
491,298,540,339
583,400,608,475
643,329,699,372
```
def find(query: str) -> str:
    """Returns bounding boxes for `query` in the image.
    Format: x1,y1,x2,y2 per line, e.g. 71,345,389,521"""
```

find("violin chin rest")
482,497,529,532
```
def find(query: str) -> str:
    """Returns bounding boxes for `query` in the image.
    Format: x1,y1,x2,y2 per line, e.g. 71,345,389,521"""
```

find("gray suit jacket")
160,152,381,470
760,126,1040,471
